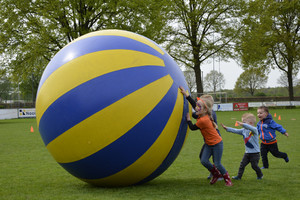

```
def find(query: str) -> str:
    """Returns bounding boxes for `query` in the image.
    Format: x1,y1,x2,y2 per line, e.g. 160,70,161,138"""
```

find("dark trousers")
237,153,263,179
261,142,288,168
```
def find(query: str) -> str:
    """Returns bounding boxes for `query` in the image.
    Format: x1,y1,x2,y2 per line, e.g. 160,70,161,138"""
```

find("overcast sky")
200,59,298,90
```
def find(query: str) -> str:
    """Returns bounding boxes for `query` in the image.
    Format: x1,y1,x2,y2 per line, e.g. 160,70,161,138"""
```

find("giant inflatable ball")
36,29,191,186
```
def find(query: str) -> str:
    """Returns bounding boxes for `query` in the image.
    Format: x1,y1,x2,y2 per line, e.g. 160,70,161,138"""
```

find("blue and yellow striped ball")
36,29,191,186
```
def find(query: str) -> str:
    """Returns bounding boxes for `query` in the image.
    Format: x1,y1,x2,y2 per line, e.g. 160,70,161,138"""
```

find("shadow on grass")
76,177,235,196
64,176,293,200
76,177,207,190
79,176,204,187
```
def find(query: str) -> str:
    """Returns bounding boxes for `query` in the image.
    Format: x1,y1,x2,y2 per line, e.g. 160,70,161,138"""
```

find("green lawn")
0,108,299,200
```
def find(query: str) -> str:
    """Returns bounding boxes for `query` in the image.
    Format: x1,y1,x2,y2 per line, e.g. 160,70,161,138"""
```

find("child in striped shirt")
221,113,263,180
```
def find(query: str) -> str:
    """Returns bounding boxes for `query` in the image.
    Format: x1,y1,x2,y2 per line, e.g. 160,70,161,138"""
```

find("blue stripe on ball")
38,36,164,93
39,66,168,146
58,83,177,179
162,54,188,89
137,95,189,184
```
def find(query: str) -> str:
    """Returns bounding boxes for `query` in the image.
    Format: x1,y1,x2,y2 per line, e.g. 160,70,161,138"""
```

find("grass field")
0,108,299,200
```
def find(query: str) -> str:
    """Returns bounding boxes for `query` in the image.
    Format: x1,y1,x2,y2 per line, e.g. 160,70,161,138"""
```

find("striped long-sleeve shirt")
226,123,260,153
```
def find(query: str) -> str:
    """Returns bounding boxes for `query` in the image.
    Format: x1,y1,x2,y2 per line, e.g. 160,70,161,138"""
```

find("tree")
166,0,244,95
183,70,197,93
0,74,11,102
234,68,268,96
277,72,300,89
238,0,300,101
204,70,225,93
0,0,171,102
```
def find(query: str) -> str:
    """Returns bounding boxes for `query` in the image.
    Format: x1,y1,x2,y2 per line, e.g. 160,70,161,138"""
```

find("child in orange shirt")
180,86,232,186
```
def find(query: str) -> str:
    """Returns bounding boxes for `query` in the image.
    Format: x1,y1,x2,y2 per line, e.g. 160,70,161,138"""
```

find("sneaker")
261,167,268,169
217,177,224,182
232,176,241,180
257,176,263,180
207,173,212,179
284,156,289,163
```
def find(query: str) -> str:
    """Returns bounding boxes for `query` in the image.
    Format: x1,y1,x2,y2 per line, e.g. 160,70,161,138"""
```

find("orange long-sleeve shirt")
195,115,222,145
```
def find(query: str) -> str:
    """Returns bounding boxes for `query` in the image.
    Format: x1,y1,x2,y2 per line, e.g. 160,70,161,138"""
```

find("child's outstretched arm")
221,123,227,130
186,113,199,130
236,121,243,126
242,123,259,135
179,86,189,97
274,123,289,137
179,86,196,109
270,120,288,136
222,123,243,135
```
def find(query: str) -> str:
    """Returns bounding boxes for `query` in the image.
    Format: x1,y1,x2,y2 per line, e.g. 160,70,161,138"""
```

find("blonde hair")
200,94,215,105
242,113,256,124
198,96,217,129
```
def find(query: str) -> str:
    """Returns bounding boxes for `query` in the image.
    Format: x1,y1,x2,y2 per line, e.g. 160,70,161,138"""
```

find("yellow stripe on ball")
82,88,184,186
36,50,165,126
46,75,173,163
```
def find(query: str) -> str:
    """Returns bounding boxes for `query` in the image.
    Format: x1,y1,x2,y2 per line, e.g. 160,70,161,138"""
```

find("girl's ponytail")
207,108,218,129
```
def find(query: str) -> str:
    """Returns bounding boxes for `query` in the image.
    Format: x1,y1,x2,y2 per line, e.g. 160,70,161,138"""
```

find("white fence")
214,101,300,111
0,108,36,120
1,101,300,119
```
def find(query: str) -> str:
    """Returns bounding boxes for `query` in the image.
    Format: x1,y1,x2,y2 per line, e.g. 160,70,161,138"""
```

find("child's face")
257,109,268,121
242,118,254,126
195,101,206,115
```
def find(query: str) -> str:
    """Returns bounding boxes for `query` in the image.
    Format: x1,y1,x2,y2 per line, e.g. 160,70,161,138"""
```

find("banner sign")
248,102,263,107
18,108,36,118
216,103,233,111
233,103,248,111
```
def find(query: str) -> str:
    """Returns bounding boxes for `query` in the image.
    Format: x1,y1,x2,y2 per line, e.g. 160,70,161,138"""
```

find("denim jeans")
200,141,226,175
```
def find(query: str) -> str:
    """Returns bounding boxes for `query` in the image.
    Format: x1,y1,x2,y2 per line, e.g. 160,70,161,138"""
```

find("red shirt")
196,115,222,145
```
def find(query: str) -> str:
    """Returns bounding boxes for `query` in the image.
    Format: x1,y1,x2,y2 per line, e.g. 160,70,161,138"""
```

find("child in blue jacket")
221,113,263,180
257,106,289,169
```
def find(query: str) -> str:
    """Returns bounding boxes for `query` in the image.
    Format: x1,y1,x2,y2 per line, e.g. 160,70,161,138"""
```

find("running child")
257,106,289,169
221,113,263,180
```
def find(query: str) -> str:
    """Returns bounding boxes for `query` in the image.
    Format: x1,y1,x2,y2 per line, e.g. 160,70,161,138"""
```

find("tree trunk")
194,65,203,96
287,66,294,101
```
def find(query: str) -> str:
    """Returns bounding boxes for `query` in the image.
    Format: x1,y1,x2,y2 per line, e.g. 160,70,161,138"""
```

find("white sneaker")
217,177,224,181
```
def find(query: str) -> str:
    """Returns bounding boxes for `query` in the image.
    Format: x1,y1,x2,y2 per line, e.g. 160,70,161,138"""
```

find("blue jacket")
257,114,286,144
226,123,260,153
